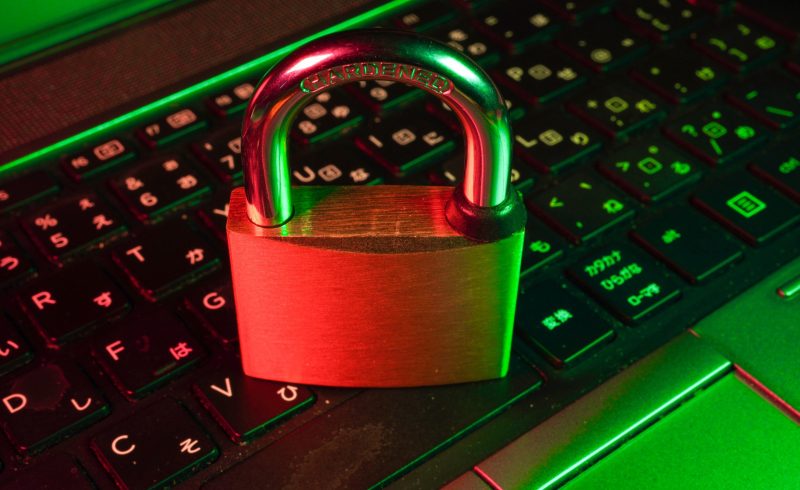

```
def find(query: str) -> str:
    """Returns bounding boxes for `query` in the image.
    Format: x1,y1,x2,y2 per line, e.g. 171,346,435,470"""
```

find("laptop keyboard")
0,0,798,487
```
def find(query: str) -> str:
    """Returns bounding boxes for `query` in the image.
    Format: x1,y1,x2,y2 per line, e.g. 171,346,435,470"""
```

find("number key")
22,193,125,262
557,17,648,72
292,89,364,144
630,51,726,104
192,129,242,183
110,155,211,221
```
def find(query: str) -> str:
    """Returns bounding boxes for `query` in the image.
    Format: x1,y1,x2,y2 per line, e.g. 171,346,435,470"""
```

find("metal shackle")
241,29,524,239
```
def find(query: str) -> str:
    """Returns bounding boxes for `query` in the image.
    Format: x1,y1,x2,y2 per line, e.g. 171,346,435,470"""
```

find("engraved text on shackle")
300,62,454,95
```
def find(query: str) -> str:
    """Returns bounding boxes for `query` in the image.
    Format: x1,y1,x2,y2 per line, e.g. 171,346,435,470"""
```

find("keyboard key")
434,156,534,194
22,193,126,262
292,143,387,186
567,243,682,323
521,220,567,275
292,89,364,144
8,454,95,489
567,82,665,138
184,276,238,344
206,81,255,118
194,364,314,443
557,17,648,72
428,24,500,66
494,50,587,105
0,230,34,285
632,206,743,283
0,363,109,454
91,399,218,488
111,220,220,300
197,192,231,242
516,280,614,367
110,155,211,221
94,310,205,397
630,50,727,104
540,0,612,21
529,171,634,243
726,69,800,129
62,138,136,181
692,172,800,245
474,2,559,53
750,141,800,202
693,19,784,72
347,80,421,113
355,110,456,176
514,110,603,173
18,262,129,345
598,140,702,202
191,129,242,183
203,357,541,490
0,170,58,214
136,108,207,148
393,1,455,31
615,0,706,42
664,105,768,165
0,317,32,375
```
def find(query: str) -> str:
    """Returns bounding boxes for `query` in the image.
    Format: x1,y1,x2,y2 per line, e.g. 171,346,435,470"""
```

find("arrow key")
194,363,314,443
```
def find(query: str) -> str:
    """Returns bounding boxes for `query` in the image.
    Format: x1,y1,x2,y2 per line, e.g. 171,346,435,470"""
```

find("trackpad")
564,375,800,489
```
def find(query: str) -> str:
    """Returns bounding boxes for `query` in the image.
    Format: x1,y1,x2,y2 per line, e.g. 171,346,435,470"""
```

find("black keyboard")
0,0,799,487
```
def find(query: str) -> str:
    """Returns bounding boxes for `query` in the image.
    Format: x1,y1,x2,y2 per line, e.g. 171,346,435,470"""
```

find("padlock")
227,29,526,387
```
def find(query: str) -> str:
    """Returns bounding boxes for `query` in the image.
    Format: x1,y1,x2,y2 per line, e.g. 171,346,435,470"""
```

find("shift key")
204,356,542,489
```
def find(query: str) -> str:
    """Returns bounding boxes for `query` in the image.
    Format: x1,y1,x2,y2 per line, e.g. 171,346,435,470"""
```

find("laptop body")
0,0,798,488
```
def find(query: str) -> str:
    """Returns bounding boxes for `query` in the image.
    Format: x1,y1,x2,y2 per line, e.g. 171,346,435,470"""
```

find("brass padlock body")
228,186,523,387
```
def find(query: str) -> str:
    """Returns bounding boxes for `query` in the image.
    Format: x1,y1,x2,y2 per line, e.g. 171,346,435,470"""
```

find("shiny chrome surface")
228,186,524,387
241,29,511,226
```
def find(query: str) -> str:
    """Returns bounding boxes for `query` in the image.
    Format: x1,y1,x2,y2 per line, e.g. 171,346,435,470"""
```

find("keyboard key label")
568,245,681,323
726,191,766,218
